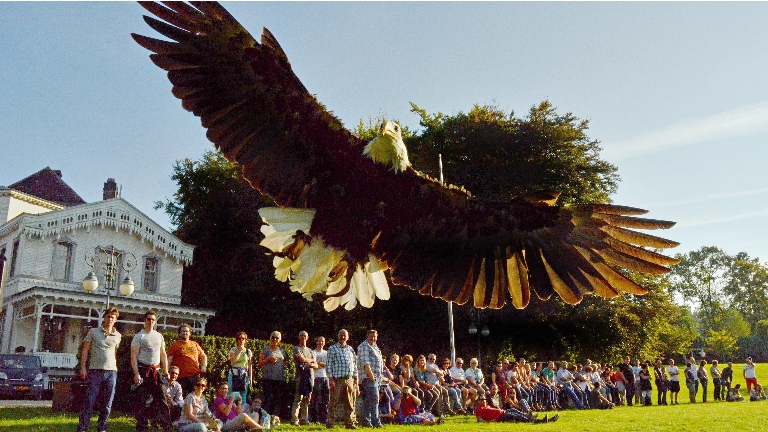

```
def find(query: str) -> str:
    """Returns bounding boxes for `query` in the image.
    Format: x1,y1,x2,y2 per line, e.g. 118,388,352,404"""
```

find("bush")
112,333,296,412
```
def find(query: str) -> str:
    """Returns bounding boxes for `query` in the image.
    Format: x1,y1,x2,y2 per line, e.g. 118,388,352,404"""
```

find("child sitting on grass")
749,384,766,401
727,384,744,402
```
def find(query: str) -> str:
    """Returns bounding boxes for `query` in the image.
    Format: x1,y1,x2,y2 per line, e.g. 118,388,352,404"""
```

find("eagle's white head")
363,120,410,173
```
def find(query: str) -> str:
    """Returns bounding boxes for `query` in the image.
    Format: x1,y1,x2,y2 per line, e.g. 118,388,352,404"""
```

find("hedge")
110,332,296,412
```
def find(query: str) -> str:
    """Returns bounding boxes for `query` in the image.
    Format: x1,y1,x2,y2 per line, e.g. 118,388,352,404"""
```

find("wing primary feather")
592,214,676,230
505,247,530,309
489,248,507,309
571,204,649,216
143,16,193,43
601,226,680,249
539,251,583,305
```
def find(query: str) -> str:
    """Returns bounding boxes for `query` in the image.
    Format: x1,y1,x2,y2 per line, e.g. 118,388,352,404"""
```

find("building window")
51,241,73,281
143,257,159,292
9,240,19,278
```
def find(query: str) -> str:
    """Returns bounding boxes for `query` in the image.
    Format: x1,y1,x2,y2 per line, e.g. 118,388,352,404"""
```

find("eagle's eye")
394,125,399,131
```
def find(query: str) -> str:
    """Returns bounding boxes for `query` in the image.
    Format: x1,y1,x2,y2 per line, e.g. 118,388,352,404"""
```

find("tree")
724,253,768,329
706,329,739,360
407,101,619,204
668,246,732,332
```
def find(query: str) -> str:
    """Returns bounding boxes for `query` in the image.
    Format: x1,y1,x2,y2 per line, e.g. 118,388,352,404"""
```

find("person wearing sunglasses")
178,378,219,432
257,331,288,417
228,332,253,404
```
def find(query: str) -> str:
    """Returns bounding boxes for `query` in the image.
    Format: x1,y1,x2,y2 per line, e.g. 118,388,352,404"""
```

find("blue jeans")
78,370,117,432
561,384,585,409
310,377,330,424
361,379,382,427
178,423,209,432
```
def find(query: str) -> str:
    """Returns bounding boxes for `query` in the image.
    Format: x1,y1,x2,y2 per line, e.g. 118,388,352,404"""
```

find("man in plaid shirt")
327,329,358,429
357,330,384,428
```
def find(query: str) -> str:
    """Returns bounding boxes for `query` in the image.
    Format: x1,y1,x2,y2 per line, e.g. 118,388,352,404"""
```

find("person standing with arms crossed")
326,329,358,429
77,308,121,432
131,310,172,432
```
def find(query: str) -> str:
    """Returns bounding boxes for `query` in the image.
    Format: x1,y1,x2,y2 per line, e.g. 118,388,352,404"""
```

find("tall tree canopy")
407,101,619,204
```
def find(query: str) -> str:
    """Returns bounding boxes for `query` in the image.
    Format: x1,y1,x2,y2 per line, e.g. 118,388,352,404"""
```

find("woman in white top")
178,378,219,432
667,359,680,405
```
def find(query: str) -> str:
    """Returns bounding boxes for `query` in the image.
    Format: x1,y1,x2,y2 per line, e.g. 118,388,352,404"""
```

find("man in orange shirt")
167,324,207,396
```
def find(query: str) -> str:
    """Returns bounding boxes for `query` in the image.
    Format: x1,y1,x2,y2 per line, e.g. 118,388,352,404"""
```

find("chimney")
103,178,118,200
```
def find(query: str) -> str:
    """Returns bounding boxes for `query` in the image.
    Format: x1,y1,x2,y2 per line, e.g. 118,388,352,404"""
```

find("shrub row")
110,332,296,411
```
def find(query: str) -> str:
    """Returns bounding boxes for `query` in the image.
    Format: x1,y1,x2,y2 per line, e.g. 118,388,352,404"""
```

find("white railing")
33,352,78,369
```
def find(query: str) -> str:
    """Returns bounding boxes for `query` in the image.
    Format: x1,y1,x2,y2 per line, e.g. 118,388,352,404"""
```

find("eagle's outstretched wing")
133,1,679,310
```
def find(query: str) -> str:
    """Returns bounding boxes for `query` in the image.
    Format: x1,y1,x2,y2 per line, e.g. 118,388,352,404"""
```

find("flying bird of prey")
133,1,680,311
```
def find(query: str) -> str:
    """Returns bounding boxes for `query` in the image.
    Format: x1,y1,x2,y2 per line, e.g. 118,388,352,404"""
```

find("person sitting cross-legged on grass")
728,384,744,402
214,382,264,431
474,398,558,424
749,383,766,401
588,382,615,410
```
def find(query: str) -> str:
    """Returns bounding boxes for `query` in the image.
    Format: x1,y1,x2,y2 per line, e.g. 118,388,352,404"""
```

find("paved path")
0,399,52,408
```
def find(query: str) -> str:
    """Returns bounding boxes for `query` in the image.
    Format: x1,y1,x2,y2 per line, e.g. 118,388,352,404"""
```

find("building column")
0,303,13,353
32,299,42,352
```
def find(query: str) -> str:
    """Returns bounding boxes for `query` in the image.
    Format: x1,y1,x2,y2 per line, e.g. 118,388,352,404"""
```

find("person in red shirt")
474,398,558,424
396,387,436,425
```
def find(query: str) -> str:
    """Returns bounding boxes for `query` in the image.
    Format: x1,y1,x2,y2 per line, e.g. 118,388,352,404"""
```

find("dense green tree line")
669,246,768,360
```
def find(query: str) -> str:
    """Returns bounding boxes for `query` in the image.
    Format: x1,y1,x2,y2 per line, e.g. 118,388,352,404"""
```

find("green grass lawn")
1,364,765,432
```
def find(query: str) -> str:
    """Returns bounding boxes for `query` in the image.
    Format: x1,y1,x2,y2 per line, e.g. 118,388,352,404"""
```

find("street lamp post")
468,308,490,362
82,245,138,310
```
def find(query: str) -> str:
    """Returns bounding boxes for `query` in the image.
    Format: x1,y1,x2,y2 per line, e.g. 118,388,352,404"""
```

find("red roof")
6,167,86,207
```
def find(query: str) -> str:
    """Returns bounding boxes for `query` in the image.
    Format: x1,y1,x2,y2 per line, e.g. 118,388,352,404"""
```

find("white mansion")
0,168,214,368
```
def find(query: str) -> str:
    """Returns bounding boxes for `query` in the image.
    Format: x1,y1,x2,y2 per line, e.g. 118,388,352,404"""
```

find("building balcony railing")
2,276,181,305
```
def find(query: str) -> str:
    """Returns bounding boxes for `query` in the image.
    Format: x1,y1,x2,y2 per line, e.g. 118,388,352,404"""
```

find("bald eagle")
132,1,679,311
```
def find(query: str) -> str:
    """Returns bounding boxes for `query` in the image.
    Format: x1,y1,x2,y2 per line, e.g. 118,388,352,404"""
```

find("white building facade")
0,170,214,371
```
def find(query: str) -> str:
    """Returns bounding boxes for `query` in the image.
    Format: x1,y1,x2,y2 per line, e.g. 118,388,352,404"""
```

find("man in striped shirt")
326,329,358,429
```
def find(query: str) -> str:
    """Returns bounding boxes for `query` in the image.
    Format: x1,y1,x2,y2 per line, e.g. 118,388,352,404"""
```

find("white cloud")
677,207,768,228
604,101,768,160
652,186,768,208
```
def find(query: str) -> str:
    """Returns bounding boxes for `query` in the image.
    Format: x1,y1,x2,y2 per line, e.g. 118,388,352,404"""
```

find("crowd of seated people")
164,325,764,429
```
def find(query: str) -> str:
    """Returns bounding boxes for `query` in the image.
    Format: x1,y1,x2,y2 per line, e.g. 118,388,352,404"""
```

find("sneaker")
548,414,560,423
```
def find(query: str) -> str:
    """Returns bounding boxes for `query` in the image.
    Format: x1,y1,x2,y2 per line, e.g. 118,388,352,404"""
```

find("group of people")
76,309,273,432
75,310,763,432
480,355,766,414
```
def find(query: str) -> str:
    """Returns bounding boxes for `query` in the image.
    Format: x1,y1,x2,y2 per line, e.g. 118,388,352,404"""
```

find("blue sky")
2,2,768,262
